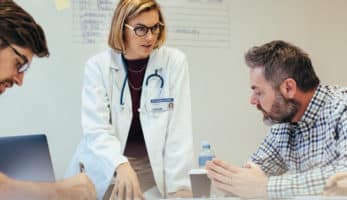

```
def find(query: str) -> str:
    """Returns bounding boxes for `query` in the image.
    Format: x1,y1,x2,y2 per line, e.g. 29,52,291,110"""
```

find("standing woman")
66,0,193,199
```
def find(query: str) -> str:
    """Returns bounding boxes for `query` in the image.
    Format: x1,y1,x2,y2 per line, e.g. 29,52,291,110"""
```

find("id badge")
150,98,174,112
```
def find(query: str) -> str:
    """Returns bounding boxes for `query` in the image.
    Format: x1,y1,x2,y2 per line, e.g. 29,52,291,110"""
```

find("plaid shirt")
251,85,347,198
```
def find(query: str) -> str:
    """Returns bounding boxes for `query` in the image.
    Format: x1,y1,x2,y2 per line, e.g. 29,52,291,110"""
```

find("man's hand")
0,172,96,200
0,172,9,186
206,159,268,199
54,173,97,200
110,162,145,200
324,172,347,196
0,172,13,199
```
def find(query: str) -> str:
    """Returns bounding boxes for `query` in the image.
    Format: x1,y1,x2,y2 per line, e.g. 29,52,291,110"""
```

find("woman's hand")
110,162,145,200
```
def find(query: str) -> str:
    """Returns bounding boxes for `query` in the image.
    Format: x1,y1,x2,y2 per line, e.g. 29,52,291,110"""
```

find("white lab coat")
65,46,193,199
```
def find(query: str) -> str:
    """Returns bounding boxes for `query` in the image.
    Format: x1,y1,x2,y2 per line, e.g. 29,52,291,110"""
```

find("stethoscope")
120,67,164,106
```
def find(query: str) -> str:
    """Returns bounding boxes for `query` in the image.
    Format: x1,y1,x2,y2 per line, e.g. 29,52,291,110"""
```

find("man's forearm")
267,165,347,198
0,177,57,200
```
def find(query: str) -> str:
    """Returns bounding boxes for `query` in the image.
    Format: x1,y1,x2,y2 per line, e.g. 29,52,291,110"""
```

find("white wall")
0,0,346,178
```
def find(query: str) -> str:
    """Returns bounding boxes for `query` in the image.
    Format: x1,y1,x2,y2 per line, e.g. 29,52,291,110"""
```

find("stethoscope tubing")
120,68,164,106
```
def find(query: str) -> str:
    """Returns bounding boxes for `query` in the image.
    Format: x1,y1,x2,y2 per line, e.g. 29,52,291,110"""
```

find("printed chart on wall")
54,0,231,48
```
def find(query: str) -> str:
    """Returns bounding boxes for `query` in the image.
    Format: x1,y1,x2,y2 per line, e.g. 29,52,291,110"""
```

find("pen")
79,162,85,173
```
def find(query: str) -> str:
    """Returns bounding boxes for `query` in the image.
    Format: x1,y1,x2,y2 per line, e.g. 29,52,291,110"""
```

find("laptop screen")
0,134,55,182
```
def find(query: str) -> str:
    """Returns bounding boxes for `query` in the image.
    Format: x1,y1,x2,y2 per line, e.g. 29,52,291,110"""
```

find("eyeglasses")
125,23,164,37
0,36,30,73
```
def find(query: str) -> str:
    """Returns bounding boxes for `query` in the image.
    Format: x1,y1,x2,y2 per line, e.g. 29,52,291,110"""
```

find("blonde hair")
108,0,166,53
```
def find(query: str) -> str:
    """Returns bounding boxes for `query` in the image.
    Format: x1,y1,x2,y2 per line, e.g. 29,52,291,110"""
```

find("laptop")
0,134,55,182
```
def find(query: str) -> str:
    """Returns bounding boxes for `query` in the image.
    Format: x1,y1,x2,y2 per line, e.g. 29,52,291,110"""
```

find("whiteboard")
1,0,347,178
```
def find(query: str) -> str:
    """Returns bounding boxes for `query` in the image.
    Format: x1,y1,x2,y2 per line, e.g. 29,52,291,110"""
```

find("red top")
123,56,149,158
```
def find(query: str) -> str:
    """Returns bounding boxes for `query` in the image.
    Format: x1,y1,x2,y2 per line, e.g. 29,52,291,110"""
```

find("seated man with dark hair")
0,1,96,199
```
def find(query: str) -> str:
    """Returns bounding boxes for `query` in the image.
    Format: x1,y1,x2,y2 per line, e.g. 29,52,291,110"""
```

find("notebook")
0,134,55,182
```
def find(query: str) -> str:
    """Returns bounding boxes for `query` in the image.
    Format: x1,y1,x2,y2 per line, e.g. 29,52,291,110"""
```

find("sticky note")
54,0,71,11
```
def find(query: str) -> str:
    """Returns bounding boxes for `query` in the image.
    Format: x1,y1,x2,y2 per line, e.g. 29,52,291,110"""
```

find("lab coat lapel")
110,52,131,109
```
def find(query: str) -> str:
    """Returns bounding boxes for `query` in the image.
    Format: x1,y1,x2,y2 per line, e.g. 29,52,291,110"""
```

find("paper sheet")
54,0,71,11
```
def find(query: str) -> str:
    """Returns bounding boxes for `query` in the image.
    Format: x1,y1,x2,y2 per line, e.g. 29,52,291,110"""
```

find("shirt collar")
296,85,327,128
271,85,326,135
